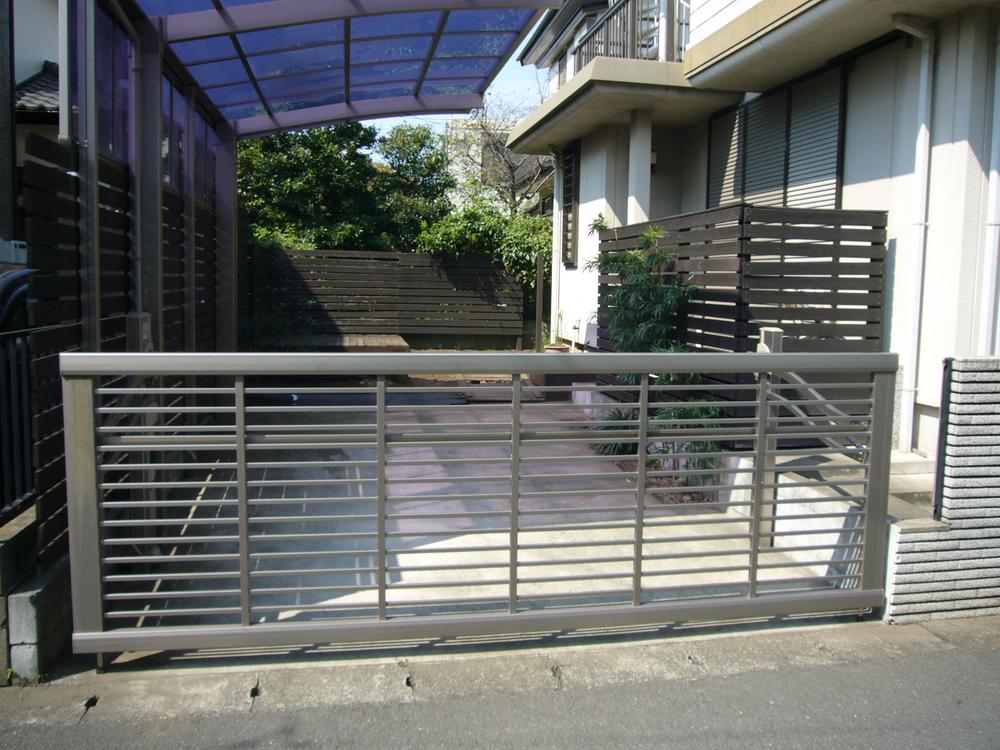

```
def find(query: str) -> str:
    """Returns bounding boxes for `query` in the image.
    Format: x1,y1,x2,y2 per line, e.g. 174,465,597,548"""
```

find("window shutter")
706,66,843,209
786,67,842,208
561,140,581,267
742,91,787,206
707,109,740,207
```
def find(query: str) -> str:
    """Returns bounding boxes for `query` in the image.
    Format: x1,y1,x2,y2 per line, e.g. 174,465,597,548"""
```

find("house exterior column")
627,110,652,225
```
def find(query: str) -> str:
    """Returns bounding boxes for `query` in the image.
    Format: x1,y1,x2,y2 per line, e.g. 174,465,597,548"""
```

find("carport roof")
135,1,555,137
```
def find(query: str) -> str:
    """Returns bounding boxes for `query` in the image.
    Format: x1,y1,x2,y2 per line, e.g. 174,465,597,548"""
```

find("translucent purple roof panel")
171,35,239,65
248,44,345,80
445,9,535,32
137,3,552,133
351,12,441,39
237,20,345,55
351,36,433,66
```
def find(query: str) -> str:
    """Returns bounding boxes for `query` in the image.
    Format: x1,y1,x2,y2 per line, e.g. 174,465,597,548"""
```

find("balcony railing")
573,0,690,71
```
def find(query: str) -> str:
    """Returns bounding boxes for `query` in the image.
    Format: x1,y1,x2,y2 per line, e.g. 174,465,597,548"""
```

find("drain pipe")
893,14,935,452
978,34,1000,356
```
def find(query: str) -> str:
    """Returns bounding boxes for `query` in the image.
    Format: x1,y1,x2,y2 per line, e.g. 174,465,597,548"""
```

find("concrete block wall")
884,358,1000,622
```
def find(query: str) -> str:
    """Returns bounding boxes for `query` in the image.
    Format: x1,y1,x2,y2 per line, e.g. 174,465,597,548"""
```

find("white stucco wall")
552,120,709,348
14,0,58,84
689,0,763,47
841,9,997,454
554,126,629,347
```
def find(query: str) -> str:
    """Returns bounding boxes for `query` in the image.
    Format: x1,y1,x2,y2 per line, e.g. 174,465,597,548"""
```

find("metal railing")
573,0,690,70
1,329,34,526
61,350,896,655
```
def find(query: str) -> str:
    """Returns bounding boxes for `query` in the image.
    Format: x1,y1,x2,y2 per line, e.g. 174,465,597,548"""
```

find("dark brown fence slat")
597,204,887,356
255,249,524,346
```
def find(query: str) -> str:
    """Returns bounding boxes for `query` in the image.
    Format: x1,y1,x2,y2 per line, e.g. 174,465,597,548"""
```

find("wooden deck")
258,334,410,352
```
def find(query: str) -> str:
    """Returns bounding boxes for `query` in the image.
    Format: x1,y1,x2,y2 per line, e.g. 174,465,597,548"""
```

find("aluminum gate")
61,351,896,656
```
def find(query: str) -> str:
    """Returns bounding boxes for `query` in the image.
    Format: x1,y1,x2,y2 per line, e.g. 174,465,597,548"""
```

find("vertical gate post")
861,369,895,593
235,375,250,625
509,374,522,614
758,328,783,549
63,375,104,648
75,0,101,353
632,377,650,606
748,368,771,598
376,375,387,620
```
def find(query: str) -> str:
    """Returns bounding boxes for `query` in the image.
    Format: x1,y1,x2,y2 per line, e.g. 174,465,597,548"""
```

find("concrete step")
891,450,937,475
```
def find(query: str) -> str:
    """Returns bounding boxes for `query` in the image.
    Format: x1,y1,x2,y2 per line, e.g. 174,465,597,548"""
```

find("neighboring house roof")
15,61,59,113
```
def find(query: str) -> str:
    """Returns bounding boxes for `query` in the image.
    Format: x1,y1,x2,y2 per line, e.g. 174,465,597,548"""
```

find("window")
708,67,843,209
193,110,218,205
561,140,580,268
161,77,186,189
96,5,133,161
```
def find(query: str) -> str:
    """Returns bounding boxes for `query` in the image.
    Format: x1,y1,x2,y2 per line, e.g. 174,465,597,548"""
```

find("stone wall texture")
885,358,1000,622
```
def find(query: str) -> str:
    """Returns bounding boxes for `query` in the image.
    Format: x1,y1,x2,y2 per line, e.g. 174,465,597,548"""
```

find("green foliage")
238,123,455,252
374,124,456,251
587,226,695,353
416,200,552,288
238,124,393,251
591,409,641,456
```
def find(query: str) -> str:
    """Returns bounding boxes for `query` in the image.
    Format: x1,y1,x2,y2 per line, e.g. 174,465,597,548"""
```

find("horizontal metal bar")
252,583,376,595
248,514,378,524
100,517,237,528
248,496,376,506
99,499,239,509
104,553,240,564
103,571,239,583
101,534,240,545
97,387,235,395
104,607,241,619
104,589,241,600
387,579,509,590
250,567,377,578
642,564,750,576
100,462,238,471
518,571,631,584
73,589,886,652
60,351,900,377
250,549,378,560
756,558,862,570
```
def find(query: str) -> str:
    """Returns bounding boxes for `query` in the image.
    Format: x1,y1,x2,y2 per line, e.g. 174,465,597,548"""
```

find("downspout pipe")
978,32,1000,356
893,14,934,453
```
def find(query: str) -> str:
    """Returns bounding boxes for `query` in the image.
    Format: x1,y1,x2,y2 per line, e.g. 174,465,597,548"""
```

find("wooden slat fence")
256,248,524,343
597,204,887,355
21,133,84,566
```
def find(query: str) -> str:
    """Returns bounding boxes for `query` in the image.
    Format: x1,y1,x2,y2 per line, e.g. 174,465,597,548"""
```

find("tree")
445,90,553,217
375,124,455,251
238,124,391,250
416,199,550,289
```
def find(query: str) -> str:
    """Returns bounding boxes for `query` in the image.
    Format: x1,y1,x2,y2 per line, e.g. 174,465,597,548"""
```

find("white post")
627,110,652,225
550,147,564,343
657,0,670,61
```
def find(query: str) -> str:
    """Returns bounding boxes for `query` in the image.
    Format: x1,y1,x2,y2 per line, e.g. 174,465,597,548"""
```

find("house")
444,115,554,215
509,0,1000,458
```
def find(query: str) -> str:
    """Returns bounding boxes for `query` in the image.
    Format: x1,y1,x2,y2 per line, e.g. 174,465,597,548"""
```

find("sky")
361,37,547,137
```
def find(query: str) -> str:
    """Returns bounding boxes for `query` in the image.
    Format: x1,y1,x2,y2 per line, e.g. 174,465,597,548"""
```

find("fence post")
757,328,782,549
63,374,105,661
235,375,250,626
632,376,650,606
509,374,522,614
862,369,895,594
376,374,387,620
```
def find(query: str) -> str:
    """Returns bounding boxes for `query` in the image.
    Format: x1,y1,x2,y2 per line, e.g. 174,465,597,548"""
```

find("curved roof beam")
162,0,558,42
233,93,483,137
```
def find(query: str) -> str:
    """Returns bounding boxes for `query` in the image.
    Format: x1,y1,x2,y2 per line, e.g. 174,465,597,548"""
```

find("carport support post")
136,18,164,351
213,124,238,353
75,0,101,352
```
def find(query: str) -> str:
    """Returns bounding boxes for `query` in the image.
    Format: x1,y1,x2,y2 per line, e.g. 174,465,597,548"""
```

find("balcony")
573,0,690,71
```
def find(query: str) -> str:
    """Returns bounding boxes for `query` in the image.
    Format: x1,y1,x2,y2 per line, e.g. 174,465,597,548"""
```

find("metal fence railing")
1,329,34,526
61,351,896,656
573,0,690,70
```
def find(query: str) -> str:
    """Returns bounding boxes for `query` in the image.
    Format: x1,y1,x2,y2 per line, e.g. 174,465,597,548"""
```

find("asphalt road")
2,617,998,750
